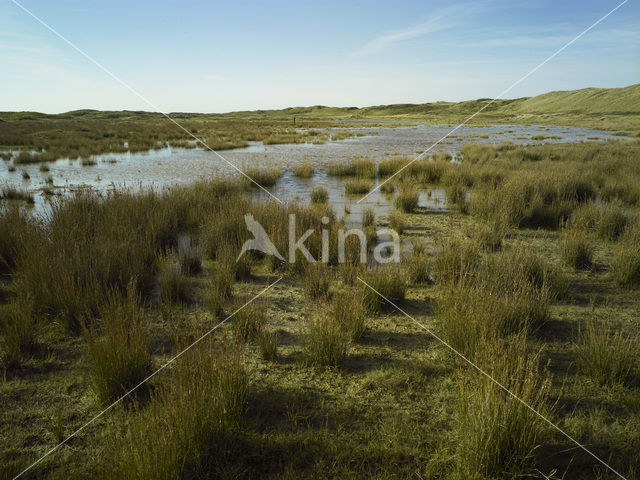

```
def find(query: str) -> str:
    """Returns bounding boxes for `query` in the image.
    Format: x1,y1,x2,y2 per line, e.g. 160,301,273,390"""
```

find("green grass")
387,209,405,234
561,227,594,270
611,225,640,287
103,339,247,480
574,318,637,387
231,298,265,344
0,303,36,370
331,288,367,342
302,311,350,366
2,138,640,480
361,266,406,311
84,283,151,403
454,337,553,479
256,325,279,360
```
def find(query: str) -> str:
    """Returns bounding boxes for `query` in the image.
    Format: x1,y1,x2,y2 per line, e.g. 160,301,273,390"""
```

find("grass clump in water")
344,179,372,195
242,167,283,188
293,161,314,178
310,186,329,204
394,188,419,213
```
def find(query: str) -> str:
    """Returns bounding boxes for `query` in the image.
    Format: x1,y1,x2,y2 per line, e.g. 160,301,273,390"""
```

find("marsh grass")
303,263,332,300
257,325,278,360
344,179,372,195
242,167,283,188
159,259,193,304
394,188,419,213
445,182,468,212
0,185,34,204
0,205,34,275
104,339,247,480
571,201,628,241
454,337,553,478
433,235,479,286
303,312,350,366
293,161,314,178
84,283,151,403
310,186,329,204
561,227,594,270
361,266,406,311
611,233,640,287
379,181,395,194
470,221,505,252
438,277,550,355
378,156,411,178
406,253,432,284
231,298,265,344
362,207,375,228
574,317,637,387
206,261,234,315
0,302,36,370
332,288,367,341
388,209,405,234
177,237,202,275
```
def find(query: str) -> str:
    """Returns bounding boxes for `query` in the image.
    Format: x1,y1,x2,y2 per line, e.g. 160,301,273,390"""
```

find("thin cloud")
350,4,477,57
352,16,454,56
205,74,225,81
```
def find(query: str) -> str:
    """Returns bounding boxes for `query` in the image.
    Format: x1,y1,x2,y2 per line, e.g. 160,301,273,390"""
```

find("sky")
0,0,638,113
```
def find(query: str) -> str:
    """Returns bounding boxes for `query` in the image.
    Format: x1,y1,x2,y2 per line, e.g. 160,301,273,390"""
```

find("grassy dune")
0,84,638,165
1,139,639,479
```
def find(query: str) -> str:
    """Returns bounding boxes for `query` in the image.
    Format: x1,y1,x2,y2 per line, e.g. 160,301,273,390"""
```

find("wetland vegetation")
1,85,640,480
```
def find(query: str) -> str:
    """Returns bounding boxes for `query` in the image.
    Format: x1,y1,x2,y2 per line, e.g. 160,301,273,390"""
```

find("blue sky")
1,0,638,113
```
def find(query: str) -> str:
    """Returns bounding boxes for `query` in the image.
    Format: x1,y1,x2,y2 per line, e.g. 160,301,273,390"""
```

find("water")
0,123,625,216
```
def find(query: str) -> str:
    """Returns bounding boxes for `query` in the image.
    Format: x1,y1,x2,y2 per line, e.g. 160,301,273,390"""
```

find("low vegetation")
1,136,639,480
